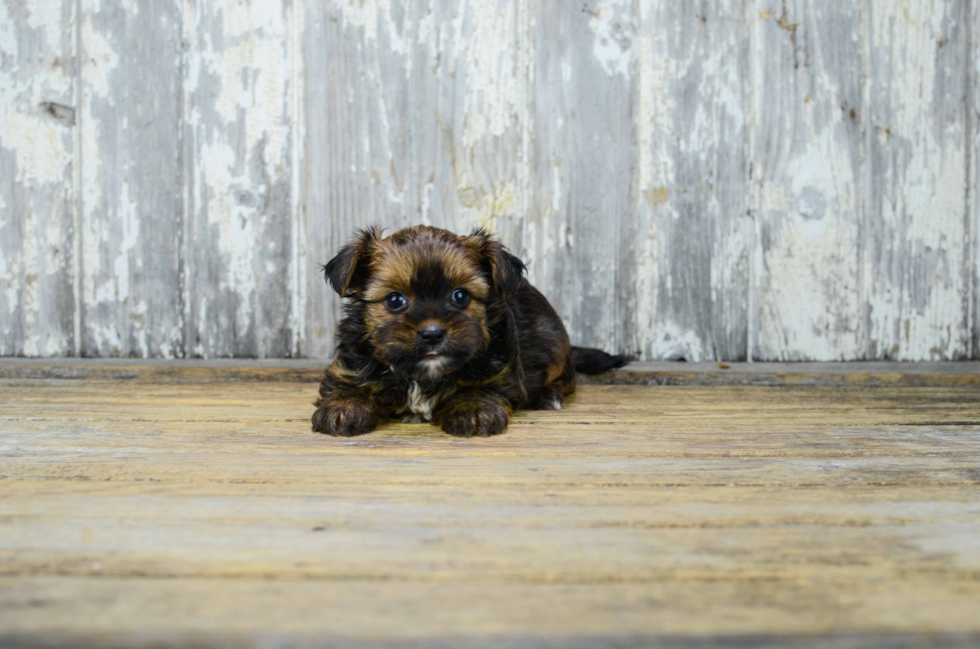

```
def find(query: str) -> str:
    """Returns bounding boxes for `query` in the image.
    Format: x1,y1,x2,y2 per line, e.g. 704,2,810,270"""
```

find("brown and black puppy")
312,225,628,437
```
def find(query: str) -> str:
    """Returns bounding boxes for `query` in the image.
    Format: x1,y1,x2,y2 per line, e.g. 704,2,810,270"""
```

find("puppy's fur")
312,226,628,437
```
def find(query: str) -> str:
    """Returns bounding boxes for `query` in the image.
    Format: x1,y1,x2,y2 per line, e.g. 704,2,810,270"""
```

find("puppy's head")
325,226,525,380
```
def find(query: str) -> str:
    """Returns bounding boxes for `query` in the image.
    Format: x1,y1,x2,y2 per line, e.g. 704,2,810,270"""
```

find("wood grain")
77,0,184,357
865,0,971,361
2,1,979,362
182,0,298,358
0,371,978,645
635,0,752,361
0,0,76,356
751,0,865,361
965,2,980,358
527,0,638,356
972,0,979,361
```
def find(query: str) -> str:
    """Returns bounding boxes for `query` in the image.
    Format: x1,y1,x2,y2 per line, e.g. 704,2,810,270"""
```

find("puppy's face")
325,226,524,381
362,237,491,380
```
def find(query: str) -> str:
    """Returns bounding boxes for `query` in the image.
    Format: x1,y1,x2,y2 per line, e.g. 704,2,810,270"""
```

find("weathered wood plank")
78,0,183,357
304,0,530,358
3,0,979,364
0,0,76,356
973,0,979,360
525,0,637,356
865,0,971,361
2,580,977,648
0,378,978,644
634,1,752,361
182,0,298,358
751,1,865,361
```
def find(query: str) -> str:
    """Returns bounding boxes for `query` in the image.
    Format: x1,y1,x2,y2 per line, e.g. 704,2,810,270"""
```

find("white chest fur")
401,381,438,423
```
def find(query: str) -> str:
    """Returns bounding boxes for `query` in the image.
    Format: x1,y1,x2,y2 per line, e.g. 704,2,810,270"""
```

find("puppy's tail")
571,346,631,375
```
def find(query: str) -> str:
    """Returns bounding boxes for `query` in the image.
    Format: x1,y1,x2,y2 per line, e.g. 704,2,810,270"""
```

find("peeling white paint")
644,323,707,362
1,0,76,356
23,0,64,33
333,0,381,43
457,0,521,147
78,17,118,98
750,0,866,361
633,0,752,362
586,0,634,80
2,110,69,187
861,0,969,361
289,0,306,357
2,0,977,360
183,0,295,357
0,4,18,59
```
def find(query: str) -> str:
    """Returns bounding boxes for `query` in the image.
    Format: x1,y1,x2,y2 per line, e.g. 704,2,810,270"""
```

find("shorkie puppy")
312,225,628,437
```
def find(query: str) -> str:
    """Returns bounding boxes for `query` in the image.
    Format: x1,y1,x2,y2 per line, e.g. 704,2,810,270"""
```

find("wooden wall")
1,0,976,361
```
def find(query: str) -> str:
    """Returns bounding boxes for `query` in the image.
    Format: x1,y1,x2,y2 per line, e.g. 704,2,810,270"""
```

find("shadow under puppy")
313,226,628,437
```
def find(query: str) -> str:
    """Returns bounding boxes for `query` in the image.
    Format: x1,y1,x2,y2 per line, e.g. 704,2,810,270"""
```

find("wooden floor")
1,363,979,648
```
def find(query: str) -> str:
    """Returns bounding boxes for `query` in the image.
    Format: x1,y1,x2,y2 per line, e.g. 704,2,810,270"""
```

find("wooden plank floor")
1,365,979,647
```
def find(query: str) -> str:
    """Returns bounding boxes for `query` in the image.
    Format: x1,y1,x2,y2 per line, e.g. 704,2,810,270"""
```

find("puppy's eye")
383,292,408,313
451,288,470,308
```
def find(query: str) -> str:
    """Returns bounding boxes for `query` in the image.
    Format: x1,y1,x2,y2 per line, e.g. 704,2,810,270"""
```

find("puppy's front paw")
440,402,509,437
312,402,378,436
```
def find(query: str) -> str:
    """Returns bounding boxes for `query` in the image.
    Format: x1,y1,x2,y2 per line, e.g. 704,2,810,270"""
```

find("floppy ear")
464,228,526,298
323,227,381,296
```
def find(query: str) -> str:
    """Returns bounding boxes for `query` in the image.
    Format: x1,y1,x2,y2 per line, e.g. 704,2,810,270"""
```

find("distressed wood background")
1,0,976,361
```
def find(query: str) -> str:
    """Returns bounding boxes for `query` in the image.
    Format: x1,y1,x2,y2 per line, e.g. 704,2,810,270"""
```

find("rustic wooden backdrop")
1,0,977,361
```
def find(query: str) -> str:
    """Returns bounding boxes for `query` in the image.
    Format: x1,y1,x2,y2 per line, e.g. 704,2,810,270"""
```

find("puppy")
312,226,628,437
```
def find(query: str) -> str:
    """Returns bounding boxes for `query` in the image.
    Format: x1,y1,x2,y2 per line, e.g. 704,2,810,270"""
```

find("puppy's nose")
419,325,446,345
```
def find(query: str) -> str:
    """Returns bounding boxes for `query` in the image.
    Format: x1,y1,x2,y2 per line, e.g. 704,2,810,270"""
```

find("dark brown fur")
312,226,626,437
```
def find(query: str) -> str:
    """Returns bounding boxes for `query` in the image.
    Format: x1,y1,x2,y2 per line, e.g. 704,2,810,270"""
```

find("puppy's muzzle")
419,324,446,353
